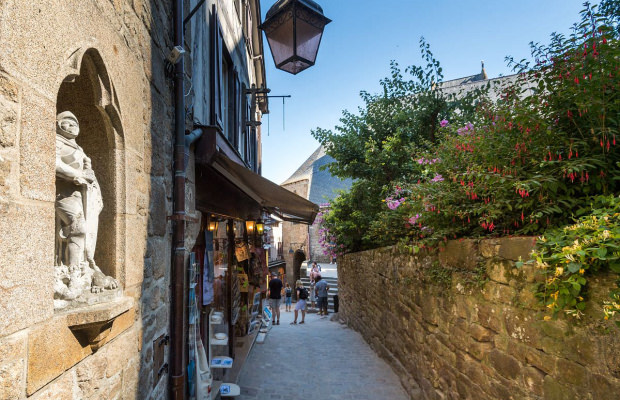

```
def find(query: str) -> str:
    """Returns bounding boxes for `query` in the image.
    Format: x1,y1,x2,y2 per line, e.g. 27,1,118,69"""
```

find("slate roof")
282,145,352,205
437,63,532,103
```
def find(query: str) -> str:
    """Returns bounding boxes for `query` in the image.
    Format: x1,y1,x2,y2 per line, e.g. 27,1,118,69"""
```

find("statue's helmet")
56,111,79,139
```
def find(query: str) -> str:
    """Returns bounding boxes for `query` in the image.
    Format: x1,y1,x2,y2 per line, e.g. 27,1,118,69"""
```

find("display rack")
208,309,239,397
208,310,233,368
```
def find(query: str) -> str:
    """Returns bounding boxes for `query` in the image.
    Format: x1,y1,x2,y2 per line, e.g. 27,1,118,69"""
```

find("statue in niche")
54,111,118,308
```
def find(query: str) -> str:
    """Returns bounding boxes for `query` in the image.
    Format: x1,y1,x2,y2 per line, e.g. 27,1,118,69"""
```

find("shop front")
189,127,318,392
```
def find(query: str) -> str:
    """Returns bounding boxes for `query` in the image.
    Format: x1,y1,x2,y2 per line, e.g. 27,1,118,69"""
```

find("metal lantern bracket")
245,86,291,132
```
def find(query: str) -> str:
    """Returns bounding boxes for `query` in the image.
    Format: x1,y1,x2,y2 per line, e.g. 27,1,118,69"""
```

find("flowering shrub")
529,195,620,323
378,2,619,249
314,204,342,259
313,38,484,253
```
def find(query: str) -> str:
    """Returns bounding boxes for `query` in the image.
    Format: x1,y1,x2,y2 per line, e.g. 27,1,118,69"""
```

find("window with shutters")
210,5,223,128
211,5,256,170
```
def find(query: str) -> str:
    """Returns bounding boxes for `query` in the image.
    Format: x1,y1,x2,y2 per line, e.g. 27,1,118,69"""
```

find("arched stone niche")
56,48,125,286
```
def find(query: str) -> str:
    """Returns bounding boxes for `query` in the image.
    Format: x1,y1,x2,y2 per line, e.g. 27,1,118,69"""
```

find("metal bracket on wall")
153,333,169,388
167,214,200,223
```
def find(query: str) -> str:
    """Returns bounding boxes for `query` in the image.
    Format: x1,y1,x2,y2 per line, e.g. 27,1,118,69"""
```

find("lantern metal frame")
255,220,265,235
260,0,331,75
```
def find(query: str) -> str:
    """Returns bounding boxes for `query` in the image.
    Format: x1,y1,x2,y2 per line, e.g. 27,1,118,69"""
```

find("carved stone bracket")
66,296,134,352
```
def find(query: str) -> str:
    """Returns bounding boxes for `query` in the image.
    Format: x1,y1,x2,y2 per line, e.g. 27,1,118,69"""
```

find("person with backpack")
284,283,293,312
291,280,308,324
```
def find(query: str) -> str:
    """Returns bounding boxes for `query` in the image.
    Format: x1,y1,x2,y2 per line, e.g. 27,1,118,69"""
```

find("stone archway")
56,48,125,282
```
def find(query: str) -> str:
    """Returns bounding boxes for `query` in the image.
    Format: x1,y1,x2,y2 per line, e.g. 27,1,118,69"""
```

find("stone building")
0,0,316,399
280,145,352,285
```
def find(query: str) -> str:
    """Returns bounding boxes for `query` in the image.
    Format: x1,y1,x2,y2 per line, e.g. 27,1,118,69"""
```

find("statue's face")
58,117,79,139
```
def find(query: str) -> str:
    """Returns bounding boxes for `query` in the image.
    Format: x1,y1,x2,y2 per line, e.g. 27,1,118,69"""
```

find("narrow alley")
233,307,409,399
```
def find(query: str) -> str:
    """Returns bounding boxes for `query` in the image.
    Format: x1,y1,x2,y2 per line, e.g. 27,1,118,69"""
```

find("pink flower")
431,174,444,182
386,196,404,210
440,119,449,127
408,214,421,225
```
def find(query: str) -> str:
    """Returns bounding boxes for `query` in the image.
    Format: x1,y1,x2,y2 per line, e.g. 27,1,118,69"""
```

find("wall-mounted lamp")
260,0,331,75
245,220,256,235
207,219,219,233
256,220,264,235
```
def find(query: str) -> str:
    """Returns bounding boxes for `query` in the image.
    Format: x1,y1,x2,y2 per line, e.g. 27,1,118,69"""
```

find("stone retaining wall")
338,238,620,399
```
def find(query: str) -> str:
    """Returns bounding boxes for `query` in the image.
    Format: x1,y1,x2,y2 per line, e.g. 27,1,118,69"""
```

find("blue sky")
259,0,590,184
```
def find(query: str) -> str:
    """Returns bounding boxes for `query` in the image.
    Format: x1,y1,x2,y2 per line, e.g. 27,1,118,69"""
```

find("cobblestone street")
234,308,409,400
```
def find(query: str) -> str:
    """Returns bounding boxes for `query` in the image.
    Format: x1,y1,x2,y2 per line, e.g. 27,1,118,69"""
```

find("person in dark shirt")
268,273,283,325
315,275,329,317
284,283,293,312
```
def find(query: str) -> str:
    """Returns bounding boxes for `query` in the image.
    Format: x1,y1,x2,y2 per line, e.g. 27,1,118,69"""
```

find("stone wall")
338,238,620,400
309,223,331,264
0,0,175,398
282,179,310,284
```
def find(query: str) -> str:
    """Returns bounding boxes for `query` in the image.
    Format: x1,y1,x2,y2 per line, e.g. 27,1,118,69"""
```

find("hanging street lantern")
260,0,331,75
256,220,265,235
207,217,219,233
245,220,256,235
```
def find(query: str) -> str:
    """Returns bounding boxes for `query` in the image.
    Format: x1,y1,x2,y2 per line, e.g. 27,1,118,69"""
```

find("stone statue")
54,111,118,307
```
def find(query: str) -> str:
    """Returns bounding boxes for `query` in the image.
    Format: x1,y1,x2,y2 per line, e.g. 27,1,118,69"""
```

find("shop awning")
209,152,319,224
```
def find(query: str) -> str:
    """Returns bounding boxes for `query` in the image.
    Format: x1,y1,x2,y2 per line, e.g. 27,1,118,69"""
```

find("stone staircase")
300,276,338,313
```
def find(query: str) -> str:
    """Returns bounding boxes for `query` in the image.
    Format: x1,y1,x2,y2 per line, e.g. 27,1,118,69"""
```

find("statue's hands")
73,170,95,185
73,176,89,186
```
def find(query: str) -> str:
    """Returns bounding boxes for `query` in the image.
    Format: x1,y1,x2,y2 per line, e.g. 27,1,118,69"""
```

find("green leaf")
576,302,586,311
597,247,608,258
567,263,581,273
610,262,620,274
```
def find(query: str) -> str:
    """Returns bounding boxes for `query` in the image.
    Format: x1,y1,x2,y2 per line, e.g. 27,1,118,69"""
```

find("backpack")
298,287,309,300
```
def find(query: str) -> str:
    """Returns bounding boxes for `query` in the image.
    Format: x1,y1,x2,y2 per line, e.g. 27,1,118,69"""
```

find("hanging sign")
235,243,250,262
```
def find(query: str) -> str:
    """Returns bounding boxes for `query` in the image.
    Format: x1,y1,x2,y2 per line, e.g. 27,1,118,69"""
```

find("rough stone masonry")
338,237,620,400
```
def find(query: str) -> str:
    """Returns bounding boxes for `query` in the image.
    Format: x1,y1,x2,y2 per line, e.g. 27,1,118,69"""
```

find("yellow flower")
544,316,552,321
555,267,564,276
579,269,585,274
602,230,611,239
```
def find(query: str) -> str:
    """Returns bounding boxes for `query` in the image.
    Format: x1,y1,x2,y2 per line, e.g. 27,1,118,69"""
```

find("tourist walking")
284,283,292,312
268,273,283,325
291,280,308,324
315,275,329,317
309,262,321,309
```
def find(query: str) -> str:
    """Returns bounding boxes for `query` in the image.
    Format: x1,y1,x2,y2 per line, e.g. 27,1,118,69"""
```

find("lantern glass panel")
265,16,295,67
295,18,323,64
245,220,255,234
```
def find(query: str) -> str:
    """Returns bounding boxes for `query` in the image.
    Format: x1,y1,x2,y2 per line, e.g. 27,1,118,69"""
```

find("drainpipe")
184,128,203,170
170,0,186,397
